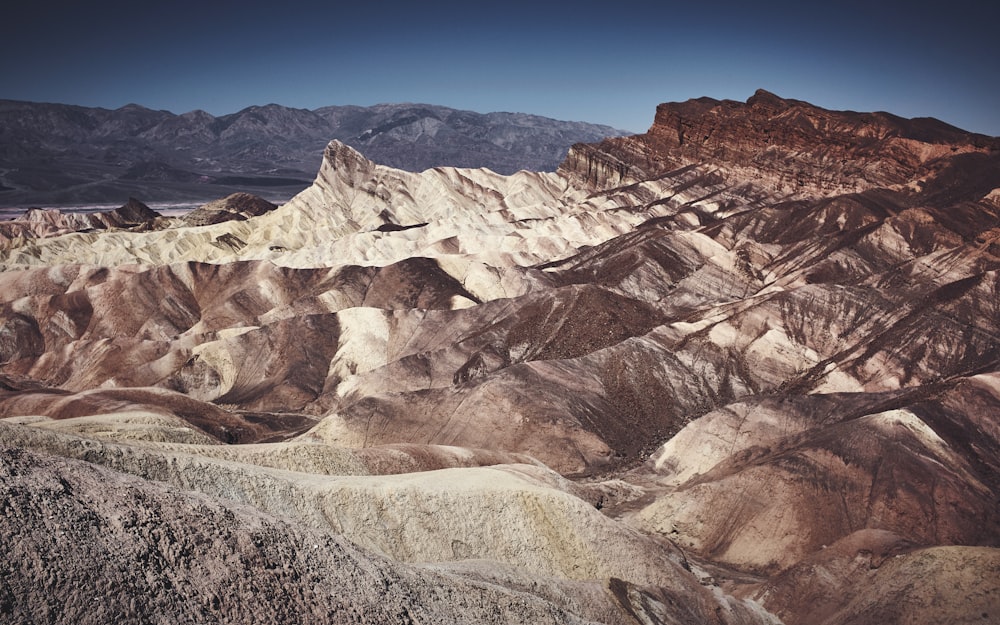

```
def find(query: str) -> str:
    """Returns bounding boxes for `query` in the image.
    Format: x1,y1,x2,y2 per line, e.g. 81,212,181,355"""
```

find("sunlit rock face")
561,88,999,197
2,91,1000,625
0,198,164,246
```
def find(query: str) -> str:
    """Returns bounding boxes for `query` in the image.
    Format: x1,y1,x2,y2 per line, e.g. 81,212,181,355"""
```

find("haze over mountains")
0,100,624,207
2,90,1000,624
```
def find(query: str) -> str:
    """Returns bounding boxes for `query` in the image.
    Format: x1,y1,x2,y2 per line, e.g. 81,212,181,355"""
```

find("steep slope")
560,89,998,196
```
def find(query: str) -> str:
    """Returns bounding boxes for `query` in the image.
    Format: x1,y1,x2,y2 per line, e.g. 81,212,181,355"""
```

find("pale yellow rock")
0,420,684,589
0,141,751,284
28,411,220,445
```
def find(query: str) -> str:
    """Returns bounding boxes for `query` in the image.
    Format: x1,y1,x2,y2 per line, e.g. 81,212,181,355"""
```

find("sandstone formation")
2,91,1000,624
0,197,163,246
178,192,279,226
560,89,997,196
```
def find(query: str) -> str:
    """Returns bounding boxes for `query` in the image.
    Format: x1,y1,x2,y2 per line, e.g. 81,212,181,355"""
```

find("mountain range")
2,90,1000,625
0,99,625,206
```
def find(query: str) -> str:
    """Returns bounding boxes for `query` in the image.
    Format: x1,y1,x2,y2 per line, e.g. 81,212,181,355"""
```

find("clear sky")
3,0,998,135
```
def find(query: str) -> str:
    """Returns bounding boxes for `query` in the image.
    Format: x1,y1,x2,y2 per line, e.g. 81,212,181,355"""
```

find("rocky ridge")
561,89,999,196
0,197,164,245
2,91,1000,624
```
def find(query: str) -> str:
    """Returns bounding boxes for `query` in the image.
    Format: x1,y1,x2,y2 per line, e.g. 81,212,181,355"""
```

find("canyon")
2,89,999,624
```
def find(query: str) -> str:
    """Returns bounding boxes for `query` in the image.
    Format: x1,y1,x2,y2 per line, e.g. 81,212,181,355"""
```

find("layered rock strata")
2,91,1000,624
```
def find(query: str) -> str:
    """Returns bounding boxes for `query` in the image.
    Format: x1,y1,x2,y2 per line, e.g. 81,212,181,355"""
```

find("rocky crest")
2,91,1000,625
0,197,163,245
178,192,278,226
561,89,999,196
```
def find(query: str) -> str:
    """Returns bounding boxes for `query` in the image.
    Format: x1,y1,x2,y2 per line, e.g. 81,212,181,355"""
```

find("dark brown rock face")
179,192,278,226
2,91,1000,625
561,89,1000,196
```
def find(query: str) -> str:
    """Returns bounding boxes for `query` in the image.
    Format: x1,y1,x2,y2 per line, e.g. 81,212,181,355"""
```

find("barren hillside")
2,90,999,624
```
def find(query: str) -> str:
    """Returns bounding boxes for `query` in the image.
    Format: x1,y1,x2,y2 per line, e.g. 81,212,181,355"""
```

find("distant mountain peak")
0,100,626,206
746,88,794,108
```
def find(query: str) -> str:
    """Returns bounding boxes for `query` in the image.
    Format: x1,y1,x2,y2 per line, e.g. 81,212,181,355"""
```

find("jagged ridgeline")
2,91,1000,625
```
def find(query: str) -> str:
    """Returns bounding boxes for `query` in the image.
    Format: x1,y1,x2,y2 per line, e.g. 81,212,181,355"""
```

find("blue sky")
3,0,998,135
